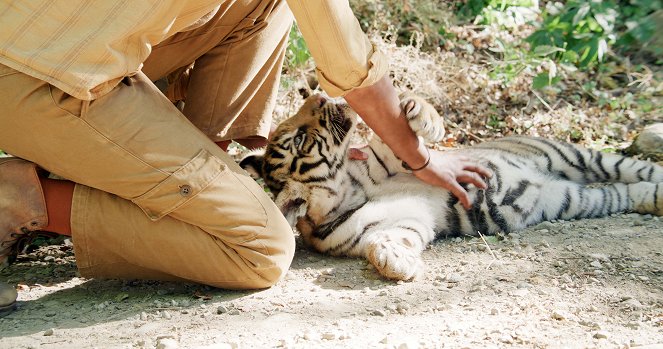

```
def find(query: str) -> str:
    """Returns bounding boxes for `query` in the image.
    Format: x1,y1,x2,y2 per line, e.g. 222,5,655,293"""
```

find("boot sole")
0,301,16,318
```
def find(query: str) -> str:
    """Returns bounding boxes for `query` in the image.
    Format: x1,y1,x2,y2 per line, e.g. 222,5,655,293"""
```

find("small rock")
397,342,415,349
626,321,640,329
516,282,531,289
370,309,386,317
490,308,499,315
499,334,514,344
396,303,410,314
551,310,572,321
621,298,644,310
140,312,148,321
303,331,320,341
228,309,240,316
625,123,663,161
156,338,179,349
321,332,336,340
536,221,555,230
161,310,171,320
579,320,601,329
43,328,54,336
590,261,602,269
445,273,463,283
593,331,610,339
217,305,229,314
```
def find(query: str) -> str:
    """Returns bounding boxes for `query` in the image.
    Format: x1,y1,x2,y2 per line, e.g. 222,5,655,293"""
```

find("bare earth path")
1,214,662,349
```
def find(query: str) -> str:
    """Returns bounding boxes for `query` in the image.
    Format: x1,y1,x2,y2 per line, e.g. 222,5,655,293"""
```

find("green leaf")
562,49,579,63
532,72,560,89
533,45,566,57
573,4,591,25
597,38,608,61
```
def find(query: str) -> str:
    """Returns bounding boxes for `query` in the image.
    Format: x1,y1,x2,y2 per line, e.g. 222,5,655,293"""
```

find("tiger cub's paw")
367,235,423,281
399,92,445,143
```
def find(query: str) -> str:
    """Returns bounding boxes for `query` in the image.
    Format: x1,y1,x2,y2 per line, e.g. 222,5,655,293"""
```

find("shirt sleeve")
285,0,389,97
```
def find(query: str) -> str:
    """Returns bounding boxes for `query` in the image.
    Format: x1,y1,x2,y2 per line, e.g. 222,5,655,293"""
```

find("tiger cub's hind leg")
399,92,445,143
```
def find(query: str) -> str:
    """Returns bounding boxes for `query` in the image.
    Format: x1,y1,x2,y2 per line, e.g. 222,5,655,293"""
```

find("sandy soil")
1,213,662,349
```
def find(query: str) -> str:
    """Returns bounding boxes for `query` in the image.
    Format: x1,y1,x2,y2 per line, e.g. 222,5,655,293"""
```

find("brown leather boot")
0,157,48,269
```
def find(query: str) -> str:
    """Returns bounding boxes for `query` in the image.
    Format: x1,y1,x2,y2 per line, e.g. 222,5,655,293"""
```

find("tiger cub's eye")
293,134,304,148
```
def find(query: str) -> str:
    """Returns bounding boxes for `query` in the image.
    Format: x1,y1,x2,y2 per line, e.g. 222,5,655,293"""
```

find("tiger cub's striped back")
241,93,663,280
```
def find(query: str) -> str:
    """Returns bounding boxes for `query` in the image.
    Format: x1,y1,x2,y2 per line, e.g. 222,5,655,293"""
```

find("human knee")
248,213,296,288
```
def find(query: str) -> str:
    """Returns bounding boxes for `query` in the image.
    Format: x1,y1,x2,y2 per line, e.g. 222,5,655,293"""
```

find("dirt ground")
1,213,662,349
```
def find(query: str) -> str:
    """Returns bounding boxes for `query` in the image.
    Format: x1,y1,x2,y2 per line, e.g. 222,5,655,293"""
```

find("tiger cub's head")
240,94,357,195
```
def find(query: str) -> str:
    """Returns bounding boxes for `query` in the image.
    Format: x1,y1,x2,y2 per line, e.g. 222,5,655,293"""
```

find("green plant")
527,0,662,69
527,1,618,68
472,0,538,27
486,113,508,130
487,38,563,91
285,24,311,70
455,0,491,20
615,0,661,53
351,0,452,49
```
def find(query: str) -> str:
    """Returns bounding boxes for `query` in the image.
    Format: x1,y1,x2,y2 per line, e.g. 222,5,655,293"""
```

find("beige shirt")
0,0,387,100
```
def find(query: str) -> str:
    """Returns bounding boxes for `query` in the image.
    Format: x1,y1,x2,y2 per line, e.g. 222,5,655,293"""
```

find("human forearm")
345,76,492,209
344,76,429,170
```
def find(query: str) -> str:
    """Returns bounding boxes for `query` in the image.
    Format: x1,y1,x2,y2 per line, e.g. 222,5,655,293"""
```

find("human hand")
412,150,492,210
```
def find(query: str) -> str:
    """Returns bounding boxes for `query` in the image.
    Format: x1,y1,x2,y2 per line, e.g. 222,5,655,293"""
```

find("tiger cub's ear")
239,150,265,180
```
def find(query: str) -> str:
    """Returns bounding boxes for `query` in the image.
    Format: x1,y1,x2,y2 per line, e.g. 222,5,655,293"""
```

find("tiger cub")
241,93,663,280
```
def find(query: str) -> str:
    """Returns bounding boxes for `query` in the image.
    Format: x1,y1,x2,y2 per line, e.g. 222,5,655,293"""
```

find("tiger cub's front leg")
399,92,445,143
364,219,435,280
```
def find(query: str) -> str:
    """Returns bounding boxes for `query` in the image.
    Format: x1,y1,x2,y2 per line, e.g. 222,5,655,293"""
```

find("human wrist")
400,136,430,171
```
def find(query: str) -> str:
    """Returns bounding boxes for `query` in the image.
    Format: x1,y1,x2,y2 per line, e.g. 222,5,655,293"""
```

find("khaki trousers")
144,0,292,142
0,0,295,289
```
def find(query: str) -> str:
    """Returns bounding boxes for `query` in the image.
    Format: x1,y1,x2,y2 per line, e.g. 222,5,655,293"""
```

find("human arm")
286,0,491,208
344,76,492,209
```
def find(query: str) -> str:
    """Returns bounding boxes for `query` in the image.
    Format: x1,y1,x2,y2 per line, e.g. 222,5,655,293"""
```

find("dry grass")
276,8,662,153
